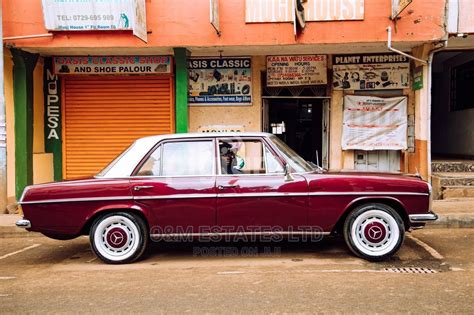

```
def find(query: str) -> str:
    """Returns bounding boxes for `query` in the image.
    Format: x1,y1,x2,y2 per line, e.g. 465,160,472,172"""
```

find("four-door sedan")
16,132,437,264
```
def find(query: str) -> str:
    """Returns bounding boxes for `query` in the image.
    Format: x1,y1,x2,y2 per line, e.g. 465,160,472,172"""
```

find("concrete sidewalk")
0,199,473,237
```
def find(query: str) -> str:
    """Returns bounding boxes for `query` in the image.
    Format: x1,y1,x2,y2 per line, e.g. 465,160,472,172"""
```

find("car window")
218,139,283,175
136,145,162,176
162,141,215,176
270,135,314,173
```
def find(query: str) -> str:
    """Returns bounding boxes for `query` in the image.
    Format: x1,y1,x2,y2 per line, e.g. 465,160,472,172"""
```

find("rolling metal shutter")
63,76,174,179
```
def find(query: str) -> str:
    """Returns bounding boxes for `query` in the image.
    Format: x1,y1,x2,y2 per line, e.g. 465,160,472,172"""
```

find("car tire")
343,203,405,261
90,212,148,264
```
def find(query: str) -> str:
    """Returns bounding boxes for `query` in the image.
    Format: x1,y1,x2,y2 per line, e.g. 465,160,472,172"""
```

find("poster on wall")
53,56,172,75
342,95,407,150
41,0,147,42
188,57,252,106
333,54,410,90
266,55,327,87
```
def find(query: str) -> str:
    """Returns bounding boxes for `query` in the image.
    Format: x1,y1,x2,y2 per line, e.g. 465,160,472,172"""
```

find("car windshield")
96,142,137,177
269,135,315,173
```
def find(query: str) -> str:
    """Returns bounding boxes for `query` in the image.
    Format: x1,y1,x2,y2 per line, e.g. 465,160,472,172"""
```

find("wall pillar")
173,48,189,133
11,49,38,199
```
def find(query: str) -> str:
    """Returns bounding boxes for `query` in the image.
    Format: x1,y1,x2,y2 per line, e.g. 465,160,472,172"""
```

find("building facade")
2,0,449,204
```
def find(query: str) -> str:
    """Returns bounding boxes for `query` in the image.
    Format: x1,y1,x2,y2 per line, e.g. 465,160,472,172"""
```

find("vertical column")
11,49,38,199
173,48,189,133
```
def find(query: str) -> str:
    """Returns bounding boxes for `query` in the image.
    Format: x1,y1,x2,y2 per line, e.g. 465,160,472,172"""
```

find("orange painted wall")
3,0,446,49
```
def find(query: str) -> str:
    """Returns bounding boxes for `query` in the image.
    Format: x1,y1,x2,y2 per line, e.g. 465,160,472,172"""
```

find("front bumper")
16,219,31,229
409,211,438,223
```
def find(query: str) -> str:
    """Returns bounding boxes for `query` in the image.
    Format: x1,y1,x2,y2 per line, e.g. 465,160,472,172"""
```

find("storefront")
47,56,175,179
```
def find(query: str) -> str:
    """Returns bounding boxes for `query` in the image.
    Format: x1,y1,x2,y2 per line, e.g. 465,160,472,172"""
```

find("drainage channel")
383,267,438,274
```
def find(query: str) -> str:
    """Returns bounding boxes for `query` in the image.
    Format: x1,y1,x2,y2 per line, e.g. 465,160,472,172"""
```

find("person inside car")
220,142,243,175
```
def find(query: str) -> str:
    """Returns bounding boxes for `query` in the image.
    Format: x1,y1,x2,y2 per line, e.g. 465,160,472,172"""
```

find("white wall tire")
343,203,405,261
90,212,148,264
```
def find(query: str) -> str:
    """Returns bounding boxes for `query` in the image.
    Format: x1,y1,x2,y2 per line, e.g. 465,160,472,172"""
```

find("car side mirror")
284,163,294,182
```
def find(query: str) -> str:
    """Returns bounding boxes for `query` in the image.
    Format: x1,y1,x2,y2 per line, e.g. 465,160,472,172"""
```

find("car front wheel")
343,203,405,261
90,212,148,264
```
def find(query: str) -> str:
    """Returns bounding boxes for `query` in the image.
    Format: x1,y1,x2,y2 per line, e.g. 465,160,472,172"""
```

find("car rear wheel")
343,203,405,261
90,212,148,264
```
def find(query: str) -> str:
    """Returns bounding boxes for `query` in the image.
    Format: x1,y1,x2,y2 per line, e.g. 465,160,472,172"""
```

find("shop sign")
266,55,327,87
41,0,148,42
188,57,252,106
391,0,413,19
342,95,407,151
412,66,423,91
333,54,410,90
245,0,364,23
43,58,62,181
210,0,221,35
198,125,245,133
53,56,172,75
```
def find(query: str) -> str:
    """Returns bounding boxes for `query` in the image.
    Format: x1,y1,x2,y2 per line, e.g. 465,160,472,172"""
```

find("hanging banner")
266,55,327,87
333,54,410,90
245,0,364,22
53,56,172,75
41,0,147,42
43,58,63,181
188,57,252,106
342,95,407,150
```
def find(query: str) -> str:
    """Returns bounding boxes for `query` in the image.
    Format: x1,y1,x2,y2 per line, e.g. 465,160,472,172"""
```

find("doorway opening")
262,98,329,168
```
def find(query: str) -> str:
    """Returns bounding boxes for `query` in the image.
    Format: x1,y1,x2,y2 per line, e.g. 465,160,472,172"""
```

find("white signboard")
333,54,410,90
391,0,413,19
198,125,245,133
342,95,407,151
188,57,252,106
267,55,327,87
53,56,172,75
246,0,364,22
41,0,147,42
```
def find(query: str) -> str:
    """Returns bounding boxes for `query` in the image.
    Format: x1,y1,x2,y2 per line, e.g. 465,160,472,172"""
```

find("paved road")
0,229,473,314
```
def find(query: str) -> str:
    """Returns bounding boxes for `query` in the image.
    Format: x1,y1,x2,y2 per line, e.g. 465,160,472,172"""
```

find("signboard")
210,0,220,35
43,58,62,181
342,95,407,150
41,0,147,42
188,57,252,106
267,55,327,87
412,66,423,91
333,54,410,90
391,0,413,19
458,0,474,33
198,125,245,133
53,56,172,75
245,0,364,23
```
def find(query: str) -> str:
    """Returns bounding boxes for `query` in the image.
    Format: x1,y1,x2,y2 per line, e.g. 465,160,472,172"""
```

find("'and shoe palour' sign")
245,0,364,22
52,56,172,75
41,0,147,42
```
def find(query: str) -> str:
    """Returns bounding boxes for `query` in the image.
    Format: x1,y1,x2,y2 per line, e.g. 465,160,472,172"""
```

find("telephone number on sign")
57,15,114,21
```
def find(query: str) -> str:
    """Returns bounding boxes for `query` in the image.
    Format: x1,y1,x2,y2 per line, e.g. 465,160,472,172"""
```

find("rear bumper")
409,211,438,223
16,219,31,229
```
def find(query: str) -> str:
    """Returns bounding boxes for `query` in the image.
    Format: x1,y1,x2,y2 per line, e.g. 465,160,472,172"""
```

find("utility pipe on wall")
386,26,427,65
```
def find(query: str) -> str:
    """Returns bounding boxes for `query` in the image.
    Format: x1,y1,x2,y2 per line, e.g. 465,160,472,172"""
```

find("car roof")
136,132,274,143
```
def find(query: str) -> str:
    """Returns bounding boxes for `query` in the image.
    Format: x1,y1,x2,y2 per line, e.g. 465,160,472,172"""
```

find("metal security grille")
63,76,174,179
383,267,438,274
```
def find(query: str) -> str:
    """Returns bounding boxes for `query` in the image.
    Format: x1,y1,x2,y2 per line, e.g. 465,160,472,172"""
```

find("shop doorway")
262,98,329,168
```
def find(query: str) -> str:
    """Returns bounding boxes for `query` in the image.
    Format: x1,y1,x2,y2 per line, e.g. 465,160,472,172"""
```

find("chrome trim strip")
15,219,31,229
218,192,307,198
409,212,438,223
134,194,217,200
308,191,429,196
151,231,331,237
19,196,133,205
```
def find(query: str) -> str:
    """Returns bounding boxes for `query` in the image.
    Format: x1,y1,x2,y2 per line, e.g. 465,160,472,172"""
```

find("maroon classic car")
17,132,437,264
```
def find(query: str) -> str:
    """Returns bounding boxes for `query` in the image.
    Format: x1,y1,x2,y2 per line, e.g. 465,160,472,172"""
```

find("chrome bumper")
409,212,438,223
16,219,31,229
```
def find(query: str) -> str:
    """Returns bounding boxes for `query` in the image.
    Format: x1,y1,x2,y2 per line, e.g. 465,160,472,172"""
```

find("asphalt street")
0,229,473,314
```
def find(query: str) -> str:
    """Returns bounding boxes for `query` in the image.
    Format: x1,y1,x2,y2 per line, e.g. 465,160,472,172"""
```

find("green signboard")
412,66,423,91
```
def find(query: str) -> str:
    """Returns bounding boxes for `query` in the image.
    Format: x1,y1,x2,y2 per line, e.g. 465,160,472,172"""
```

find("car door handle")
218,185,237,190
133,185,154,191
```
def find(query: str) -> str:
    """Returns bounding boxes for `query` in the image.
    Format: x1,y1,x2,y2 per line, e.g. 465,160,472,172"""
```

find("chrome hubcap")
351,210,400,257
